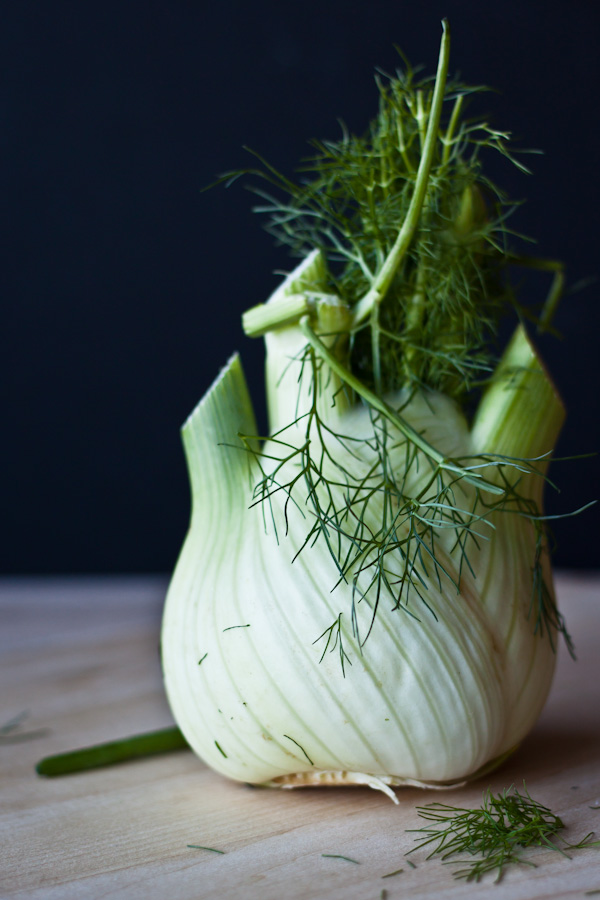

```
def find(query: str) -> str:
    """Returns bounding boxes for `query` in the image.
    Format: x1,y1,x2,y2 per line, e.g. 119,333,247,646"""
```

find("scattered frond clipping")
407,784,600,882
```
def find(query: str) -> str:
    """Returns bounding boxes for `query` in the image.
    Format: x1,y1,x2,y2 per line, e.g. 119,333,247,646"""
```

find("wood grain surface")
1,573,599,900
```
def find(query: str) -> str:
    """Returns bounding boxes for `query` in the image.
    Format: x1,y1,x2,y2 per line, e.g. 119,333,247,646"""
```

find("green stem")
441,93,463,167
403,220,429,377
36,727,188,777
352,18,451,327
371,303,382,394
416,89,427,150
243,293,313,337
539,267,564,333
506,255,565,332
396,113,414,173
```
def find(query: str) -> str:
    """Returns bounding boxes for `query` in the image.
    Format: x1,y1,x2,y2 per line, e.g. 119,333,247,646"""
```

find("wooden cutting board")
1,573,599,899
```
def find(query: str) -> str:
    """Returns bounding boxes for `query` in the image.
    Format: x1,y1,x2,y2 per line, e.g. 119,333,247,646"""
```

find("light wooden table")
1,573,599,899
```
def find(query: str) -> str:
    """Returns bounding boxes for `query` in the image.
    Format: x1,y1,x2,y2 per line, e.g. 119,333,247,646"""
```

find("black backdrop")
3,0,599,574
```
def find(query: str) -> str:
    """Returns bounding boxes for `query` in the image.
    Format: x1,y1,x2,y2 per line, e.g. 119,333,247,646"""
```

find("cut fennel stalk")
160,20,575,800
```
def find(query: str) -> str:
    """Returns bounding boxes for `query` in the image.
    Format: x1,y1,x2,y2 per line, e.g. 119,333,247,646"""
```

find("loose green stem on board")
35,726,188,777
322,854,361,864
187,845,226,854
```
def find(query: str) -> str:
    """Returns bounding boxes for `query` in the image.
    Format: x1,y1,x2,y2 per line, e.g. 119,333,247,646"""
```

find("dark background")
2,0,599,575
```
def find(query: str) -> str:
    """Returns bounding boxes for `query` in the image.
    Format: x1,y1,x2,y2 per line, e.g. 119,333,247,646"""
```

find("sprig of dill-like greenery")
406,784,600,883
236,36,533,400
230,21,572,664
242,337,571,656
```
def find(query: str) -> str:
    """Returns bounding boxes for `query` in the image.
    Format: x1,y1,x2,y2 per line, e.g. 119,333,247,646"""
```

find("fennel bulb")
161,21,570,801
